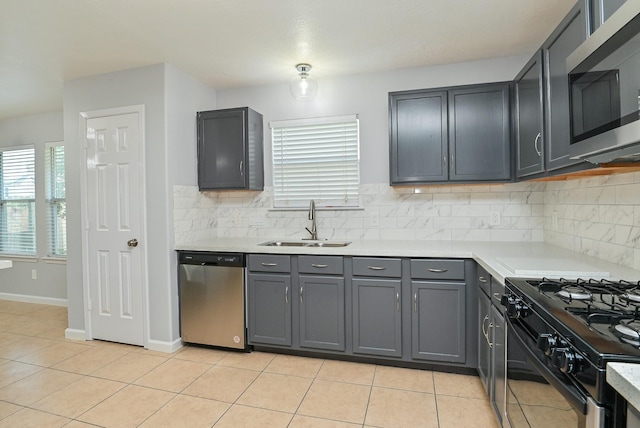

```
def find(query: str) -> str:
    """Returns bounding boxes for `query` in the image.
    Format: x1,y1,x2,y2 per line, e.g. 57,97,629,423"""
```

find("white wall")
0,111,66,303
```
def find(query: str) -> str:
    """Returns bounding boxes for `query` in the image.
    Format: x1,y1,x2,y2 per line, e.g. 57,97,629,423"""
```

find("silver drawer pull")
478,276,487,283
311,264,328,268
285,286,289,304
396,292,400,311
300,286,304,303
493,293,502,302
367,266,386,270
261,262,278,267
428,268,448,273
413,293,418,312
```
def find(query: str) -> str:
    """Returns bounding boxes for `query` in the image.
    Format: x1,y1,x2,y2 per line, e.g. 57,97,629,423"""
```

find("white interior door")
83,109,146,346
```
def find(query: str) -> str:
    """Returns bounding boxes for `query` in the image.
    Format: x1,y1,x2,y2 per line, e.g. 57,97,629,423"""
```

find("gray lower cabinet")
352,278,402,357
299,275,345,351
411,280,466,363
247,273,292,346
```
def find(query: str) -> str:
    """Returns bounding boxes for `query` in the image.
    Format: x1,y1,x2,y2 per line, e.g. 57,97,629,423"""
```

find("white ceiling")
0,0,577,120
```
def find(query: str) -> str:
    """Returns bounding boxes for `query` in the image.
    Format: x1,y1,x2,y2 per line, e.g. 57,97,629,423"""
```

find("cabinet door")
299,275,345,352
491,304,506,425
544,1,588,171
198,108,247,190
449,84,511,181
478,292,491,397
515,51,545,178
247,274,292,346
389,90,448,184
412,281,466,363
352,278,402,357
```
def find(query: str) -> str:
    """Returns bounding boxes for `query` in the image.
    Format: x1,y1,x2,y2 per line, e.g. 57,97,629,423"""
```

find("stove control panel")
537,333,586,375
537,333,568,356
501,294,530,319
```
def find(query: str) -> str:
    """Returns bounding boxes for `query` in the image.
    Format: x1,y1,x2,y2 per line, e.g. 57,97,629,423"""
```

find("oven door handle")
507,318,588,415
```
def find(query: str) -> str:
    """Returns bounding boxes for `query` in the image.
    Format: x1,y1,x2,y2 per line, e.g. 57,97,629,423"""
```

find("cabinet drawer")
411,259,464,280
248,255,291,273
298,256,344,275
477,265,490,297
353,258,402,278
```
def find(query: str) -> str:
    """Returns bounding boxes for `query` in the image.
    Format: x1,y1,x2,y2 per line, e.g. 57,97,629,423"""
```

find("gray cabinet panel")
412,281,466,363
299,275,345,351
298,256,344,275
449,84,511,181
352,279,402,357
411,259,465,280
390,91,448,183
247,274,292,346
352,257,402,278
197,107,263,191
248,254,291,273
478,292,491,397
544,1,589,171
515,51,545,178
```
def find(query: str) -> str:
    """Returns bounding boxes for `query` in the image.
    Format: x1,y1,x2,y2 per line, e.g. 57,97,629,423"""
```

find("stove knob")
554,349,585,375
505,296,530,319
537,334,557,356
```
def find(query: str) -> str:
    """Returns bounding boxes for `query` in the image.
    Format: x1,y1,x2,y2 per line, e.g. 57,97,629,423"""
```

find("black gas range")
504,277,640,428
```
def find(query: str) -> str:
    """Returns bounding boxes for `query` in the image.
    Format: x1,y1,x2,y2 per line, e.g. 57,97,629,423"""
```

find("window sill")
43,257,67,265
0,255,38,263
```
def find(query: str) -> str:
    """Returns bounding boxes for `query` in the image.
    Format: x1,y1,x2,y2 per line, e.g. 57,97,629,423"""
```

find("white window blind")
271,115,360,209
45,143,66,257
0,147,36,255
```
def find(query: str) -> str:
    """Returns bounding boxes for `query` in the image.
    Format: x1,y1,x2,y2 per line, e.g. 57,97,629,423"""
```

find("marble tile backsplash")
543,171,640,271
174,181,546,244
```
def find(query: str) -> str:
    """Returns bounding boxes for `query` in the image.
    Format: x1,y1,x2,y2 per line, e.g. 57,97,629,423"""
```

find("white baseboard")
0,292,67,307
65,328,86,341
146,338,183,354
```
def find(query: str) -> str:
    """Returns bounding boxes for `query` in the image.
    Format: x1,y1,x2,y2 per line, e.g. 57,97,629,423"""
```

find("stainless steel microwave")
567,0,640,164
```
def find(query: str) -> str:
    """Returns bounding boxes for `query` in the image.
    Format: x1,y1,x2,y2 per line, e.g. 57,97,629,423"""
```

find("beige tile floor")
0,300,500,427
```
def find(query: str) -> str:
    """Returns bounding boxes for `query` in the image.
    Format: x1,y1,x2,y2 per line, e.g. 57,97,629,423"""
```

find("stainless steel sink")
259,240,351,248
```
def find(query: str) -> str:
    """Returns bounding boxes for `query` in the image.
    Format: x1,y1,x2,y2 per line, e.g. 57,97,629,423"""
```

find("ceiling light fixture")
289,63,318,101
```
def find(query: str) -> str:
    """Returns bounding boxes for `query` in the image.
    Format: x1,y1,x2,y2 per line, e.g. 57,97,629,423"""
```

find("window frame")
270,115,361,210
44,141,66,258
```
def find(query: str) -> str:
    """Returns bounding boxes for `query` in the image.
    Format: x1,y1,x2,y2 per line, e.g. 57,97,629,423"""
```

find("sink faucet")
305,199,318,240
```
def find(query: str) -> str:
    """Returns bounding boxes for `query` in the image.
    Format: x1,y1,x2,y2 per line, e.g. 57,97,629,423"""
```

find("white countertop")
175,238,640,283
0,260,12,269
608,363,640,410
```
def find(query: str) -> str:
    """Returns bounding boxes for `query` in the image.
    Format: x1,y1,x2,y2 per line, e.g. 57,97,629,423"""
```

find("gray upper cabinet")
411,280,466,363
197,107,264,191
449,84,511,181
390,90,448,183
590,0,626,32
515,51,545,178
389,83,511,185
299,275,346,352
543,0,589,172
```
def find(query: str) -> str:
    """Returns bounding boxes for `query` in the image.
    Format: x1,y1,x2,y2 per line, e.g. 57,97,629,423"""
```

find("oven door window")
506,320,583,427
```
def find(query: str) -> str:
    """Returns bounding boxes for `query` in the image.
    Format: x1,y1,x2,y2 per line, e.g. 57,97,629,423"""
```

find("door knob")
127,239,139,248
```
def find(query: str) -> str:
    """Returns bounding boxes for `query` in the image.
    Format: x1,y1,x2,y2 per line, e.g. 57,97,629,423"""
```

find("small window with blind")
45,142,66,257
0,146,36,255
271,115,360,209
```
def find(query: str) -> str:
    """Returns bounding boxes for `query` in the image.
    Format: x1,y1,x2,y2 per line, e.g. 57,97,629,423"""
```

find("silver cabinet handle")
488,322,494,348
285,286,289,304
413,293,418,312
534,132,542,156
396,292,400,311
311,264,328,268
443,156,447,166
261,262,277,267
428,268,448,273
300,286,303,304
451,154,455,165
482,314,490,339
493,293,502,303
367,266,386,270
478,276,487,283
239,160,244,176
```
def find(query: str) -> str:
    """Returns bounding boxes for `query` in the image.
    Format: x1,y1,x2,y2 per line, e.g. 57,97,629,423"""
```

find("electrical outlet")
370,214,379,227
31,269,37,280
489,211,501,226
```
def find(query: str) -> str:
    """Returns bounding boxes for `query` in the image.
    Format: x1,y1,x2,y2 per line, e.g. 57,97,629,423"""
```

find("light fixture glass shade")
289,63,318,101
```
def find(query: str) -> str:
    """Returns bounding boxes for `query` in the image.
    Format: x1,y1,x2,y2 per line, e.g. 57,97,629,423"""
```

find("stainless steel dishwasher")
178,251,248,350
